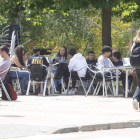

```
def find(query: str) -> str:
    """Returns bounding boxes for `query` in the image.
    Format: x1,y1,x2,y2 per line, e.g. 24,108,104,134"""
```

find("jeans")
133,69,140,101
10,71,29,92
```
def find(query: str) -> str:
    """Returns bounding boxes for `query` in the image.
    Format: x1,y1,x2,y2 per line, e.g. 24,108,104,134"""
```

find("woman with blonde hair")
132,29,140,111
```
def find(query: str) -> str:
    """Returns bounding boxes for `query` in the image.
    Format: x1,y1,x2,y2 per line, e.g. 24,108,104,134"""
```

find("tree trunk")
102,8,112,47
13,11,22,25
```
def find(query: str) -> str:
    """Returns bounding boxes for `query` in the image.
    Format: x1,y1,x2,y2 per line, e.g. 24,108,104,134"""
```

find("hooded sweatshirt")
68,53,87,77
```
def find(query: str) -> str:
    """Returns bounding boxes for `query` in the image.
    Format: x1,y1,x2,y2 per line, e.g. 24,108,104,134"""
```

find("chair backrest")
29,64,44,81
87,64,103,79
54,63,69,79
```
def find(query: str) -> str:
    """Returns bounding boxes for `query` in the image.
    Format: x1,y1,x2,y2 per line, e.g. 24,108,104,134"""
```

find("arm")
43,57,49,67
11,55,26,68
68,58,75,72
97,57,106,71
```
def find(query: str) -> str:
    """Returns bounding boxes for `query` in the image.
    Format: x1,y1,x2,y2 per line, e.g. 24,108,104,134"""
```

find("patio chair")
67,65,93,95
86,65,116,97
26,64,49,96
0,68,11,100
10,67,21,93
50,62,69,94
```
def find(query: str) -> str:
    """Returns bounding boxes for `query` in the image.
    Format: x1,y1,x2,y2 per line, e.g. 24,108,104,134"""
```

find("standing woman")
132,29,140,110
10,45,29,95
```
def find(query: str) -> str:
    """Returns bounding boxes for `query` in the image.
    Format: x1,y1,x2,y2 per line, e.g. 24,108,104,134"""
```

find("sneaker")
62,89,68,95
133,99,139,110
71,88,77,95
68,90,72,95
16,90,21,95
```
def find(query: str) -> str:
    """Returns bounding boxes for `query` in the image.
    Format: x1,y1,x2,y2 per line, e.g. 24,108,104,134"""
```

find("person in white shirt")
97,45,114,72
68,48,87,94
0,45,11,81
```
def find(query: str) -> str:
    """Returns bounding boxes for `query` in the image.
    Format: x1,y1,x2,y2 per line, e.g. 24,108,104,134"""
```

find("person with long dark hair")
10,45,29,95
51,46,70,64
51,46,70,93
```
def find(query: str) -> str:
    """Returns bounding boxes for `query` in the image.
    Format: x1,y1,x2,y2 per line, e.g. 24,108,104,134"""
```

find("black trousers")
133,69,140,102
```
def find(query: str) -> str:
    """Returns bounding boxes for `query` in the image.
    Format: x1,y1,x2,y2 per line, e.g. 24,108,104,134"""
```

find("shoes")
133,99,139,110
62,89,68,95
16,90,26,95
34,86,40,95
70,88,77,95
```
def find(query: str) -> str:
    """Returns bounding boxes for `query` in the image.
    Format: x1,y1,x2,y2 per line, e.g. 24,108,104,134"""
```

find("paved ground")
0,94,140,139
4,128,140,140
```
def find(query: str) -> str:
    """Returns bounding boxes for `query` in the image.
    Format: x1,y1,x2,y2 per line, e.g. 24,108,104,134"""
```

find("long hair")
133,29,140,43
15,45,25,66
57,46,67,59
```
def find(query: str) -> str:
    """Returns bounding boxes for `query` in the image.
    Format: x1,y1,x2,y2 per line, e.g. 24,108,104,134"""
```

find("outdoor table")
103,66,133,97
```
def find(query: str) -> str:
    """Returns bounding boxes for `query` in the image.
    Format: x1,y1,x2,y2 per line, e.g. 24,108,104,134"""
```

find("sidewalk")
0,94,140,139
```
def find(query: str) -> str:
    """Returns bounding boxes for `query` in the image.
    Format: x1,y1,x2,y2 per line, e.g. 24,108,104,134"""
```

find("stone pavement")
0,94,140,139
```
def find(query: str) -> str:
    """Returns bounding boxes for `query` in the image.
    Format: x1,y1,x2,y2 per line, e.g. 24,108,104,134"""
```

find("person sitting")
97,45,114,72
68,48,87,94
10,45,29,95
112,52,133,95
86,51,97,65
51,46,70,64
51,46,70,93
28,47,50,95
0,45,11,81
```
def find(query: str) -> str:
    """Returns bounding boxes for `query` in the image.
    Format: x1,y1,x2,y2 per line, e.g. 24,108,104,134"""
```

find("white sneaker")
71,88,77,95
68,90,72,95
133,99,139,110
62,89,68,95
16,90,21,95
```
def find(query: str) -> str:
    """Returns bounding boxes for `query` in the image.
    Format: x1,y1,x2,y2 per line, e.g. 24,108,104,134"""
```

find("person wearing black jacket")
86,51,97,65
131,29,140,111
28,47,49,95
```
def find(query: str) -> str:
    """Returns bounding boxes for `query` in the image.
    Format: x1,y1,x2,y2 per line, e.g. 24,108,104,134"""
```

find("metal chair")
50,63,69,94
67,65,92,95
10,67,21,93
0,68,11,100
86,65,116,97
26,64,49,96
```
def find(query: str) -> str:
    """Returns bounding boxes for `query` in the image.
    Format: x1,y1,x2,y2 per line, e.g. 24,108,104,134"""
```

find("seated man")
68,48,87,94
112,52,133,95
86,51,97,65
0,45,11,81
28,47,50,95
97,45,114,72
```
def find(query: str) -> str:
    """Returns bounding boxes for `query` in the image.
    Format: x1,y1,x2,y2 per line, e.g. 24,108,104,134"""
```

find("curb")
48,121,140,134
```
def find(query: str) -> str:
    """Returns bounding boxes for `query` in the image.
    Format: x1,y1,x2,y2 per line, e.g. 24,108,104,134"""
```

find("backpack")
130,43,140,68
2,71,17,100
2,83,17,100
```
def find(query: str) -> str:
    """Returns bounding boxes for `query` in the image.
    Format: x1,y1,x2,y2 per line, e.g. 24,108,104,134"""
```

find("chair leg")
86,75,96,96
1,80,11,100
26,80,31,95
33,81,35,93
111,80,116,96
93,82,99,95
67,72,71,95
79,77,87,95
43,79,47,96
96,82,102,95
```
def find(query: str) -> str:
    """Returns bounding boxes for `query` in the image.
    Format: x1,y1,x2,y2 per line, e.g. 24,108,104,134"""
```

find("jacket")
68,53,87,77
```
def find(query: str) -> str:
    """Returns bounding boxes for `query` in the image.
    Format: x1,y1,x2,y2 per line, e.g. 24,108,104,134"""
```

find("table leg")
125,70,128,97
116,69,119,96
